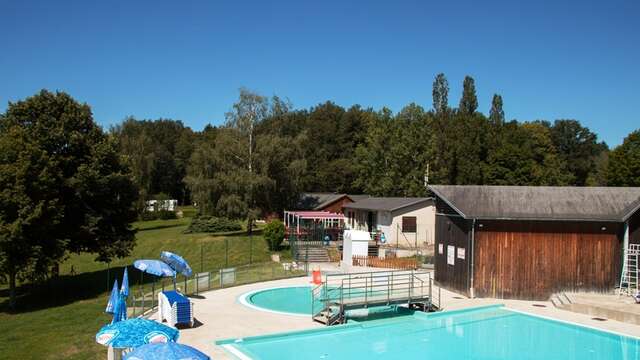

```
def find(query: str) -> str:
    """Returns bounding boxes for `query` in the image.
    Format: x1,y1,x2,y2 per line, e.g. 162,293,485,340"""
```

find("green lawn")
0,211,296,360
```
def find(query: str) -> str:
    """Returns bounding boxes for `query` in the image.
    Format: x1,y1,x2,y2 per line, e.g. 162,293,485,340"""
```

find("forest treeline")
1,76,639,305
113,74,639,219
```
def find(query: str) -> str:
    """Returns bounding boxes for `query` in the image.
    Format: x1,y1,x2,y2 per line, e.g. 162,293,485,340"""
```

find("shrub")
184,215,242,234
139,210,177,221
263,219,285,251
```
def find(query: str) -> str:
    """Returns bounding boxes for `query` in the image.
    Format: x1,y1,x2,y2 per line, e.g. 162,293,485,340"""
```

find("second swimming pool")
240,286,317,315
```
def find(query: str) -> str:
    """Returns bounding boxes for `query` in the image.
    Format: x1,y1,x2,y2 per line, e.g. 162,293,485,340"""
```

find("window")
402,216,417,233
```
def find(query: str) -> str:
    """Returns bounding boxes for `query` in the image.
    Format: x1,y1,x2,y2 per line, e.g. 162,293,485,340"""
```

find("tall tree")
607,129,640,186
459,75,478,115
186,89,306,227
432,73,449,115
489,94,505,125
0,90,138,308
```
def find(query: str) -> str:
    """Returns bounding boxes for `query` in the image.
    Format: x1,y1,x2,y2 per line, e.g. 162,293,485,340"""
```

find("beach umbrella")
111,293,128,324
121,267,130,298
133,260,176,277
105,279,120,314
96,318,179,349
134,259,176,297
160,251,193,277
123,342,210,360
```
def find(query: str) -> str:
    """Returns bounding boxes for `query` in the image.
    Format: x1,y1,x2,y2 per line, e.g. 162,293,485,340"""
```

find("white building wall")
345,200,436,250
387,201,435,249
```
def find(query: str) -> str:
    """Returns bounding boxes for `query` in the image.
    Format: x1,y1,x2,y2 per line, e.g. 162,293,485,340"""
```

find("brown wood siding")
322,197,353,214
434,209,471,295
473,220,622,300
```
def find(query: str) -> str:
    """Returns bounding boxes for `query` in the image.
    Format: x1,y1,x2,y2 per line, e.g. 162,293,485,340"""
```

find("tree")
550,119,606,186
263,219,285,251
459,75,478,115
432,73,449,115
489,94,504,126
0,90,138,308
186,89,306,229
607,130,640,186
112,118,195,207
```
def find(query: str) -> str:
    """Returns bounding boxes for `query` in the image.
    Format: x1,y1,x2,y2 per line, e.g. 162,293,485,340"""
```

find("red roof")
286,211,345,220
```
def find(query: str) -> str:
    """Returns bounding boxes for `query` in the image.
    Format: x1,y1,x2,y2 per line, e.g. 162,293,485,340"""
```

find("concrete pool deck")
161,265,640,359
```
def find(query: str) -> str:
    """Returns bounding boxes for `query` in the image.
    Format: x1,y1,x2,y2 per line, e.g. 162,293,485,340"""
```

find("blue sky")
1,0,638,146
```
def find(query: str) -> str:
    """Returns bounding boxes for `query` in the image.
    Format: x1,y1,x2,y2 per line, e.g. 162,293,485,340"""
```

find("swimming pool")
239,286,390,316
239,286,317,316
218,305,640,360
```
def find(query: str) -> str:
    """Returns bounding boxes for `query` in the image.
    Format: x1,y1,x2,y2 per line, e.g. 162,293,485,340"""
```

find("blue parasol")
111,293,127,324
105,279,119,314
133,260,176,277
121,267,130,297
160,251,192,277
96,318,179,349
123,342,210,360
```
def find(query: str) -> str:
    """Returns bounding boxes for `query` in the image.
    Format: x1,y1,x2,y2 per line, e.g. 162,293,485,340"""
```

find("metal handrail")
312,269,439,322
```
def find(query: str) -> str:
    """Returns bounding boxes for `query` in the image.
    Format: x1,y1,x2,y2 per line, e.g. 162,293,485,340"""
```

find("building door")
367,211,376,233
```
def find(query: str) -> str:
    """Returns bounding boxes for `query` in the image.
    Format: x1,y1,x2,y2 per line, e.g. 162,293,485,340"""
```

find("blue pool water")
218,305,640,360
244,286,316,315
243,286,388,315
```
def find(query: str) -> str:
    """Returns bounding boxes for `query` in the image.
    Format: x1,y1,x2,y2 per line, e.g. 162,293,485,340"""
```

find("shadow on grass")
135,223,187,232
185,228,264,237
0,266,163,315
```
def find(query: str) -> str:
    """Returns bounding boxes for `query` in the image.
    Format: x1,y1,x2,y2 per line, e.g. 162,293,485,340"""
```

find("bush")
139,210,177,221
184,215,242,234
263,219,285,251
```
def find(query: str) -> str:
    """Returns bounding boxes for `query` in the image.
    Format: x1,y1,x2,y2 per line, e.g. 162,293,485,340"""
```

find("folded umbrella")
123,342,210,360
111,292,127,324
105,279,120,314
121,267,130,297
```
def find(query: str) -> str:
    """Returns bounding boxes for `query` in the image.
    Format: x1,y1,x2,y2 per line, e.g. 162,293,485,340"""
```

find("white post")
623,222,630,252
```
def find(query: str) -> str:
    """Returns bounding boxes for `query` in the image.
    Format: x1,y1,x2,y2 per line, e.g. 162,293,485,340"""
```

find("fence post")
225,238,229,268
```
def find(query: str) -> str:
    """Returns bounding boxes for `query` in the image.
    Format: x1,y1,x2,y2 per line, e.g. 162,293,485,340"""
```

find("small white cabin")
145,199,178,212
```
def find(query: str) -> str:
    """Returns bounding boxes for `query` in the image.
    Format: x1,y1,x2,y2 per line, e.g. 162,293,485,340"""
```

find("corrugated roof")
343,197,433,212
428,185,640,222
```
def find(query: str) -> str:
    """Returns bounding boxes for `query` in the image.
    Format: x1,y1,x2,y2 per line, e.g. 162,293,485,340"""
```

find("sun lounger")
158,290,194,327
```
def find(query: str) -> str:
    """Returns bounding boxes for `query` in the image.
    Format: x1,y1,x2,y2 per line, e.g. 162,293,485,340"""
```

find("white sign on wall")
457,247,465,260
438,243,443,254
447,245,455,265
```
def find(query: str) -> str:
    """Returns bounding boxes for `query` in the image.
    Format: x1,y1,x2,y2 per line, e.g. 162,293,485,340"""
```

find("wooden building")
429,185,640,300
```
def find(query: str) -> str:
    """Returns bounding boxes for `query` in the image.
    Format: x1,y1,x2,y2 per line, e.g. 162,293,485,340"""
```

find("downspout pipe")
470,218,476,298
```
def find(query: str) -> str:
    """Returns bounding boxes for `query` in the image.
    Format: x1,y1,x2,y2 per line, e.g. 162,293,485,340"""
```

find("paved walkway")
158,265,640,359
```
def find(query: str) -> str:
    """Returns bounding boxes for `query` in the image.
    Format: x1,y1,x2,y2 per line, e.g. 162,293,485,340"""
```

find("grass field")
0,210,295,360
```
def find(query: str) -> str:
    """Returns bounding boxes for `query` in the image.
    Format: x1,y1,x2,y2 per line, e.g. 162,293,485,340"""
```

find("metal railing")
311,269,440,320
